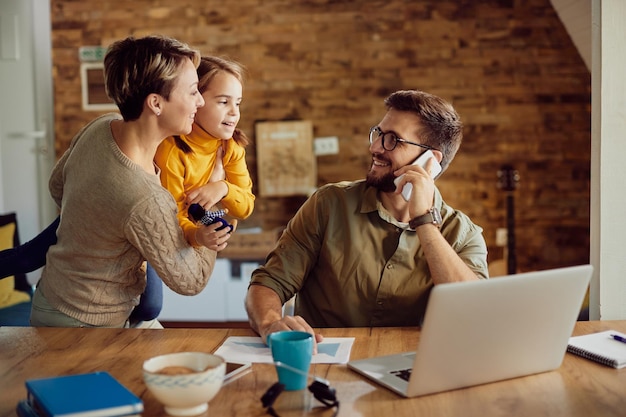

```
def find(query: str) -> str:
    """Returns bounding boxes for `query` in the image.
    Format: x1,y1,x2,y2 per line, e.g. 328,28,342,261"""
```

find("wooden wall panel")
50,0,591,273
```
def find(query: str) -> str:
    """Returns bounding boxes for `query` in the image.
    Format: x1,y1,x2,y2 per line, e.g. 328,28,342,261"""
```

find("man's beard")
365,170,397,193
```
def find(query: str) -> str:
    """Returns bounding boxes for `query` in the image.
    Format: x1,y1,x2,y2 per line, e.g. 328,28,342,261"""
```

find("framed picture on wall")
80,62,116,111
255,120,316,197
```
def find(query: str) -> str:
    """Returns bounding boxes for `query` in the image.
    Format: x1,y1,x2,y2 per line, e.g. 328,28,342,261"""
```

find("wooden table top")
2,321,626,417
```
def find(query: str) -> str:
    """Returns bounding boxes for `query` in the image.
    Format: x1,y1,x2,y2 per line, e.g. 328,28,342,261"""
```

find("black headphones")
261,362,339,417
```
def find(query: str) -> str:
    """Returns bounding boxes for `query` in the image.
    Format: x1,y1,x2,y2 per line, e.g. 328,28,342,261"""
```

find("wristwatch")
409,207,442,229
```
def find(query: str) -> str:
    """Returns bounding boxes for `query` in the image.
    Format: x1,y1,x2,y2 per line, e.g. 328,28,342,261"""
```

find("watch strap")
409,207,441,229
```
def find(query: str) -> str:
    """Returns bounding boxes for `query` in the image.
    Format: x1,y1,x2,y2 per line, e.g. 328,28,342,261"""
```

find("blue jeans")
129,263,163,322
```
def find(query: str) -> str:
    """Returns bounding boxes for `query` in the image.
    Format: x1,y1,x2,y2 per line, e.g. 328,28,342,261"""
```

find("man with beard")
245,90,488,348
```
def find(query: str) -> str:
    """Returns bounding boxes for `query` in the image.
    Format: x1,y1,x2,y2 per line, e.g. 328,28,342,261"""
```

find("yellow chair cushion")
0,222,30,308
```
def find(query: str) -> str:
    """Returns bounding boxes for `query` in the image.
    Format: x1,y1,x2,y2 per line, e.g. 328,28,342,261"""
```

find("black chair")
0,212,33,326
0,212,31,291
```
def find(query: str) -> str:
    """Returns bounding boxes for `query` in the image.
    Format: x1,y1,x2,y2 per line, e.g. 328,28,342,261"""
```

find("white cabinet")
159,258,261,322
225,262,259,321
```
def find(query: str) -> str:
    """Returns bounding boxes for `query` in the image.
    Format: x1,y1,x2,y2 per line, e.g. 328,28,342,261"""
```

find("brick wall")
50,0,591,273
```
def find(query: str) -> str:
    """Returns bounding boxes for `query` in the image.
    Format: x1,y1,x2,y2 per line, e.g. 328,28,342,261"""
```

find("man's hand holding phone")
394,150,442,201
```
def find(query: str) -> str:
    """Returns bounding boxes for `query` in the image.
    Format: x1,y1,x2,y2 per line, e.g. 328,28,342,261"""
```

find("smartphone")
393,150,442,201
223,361,252,385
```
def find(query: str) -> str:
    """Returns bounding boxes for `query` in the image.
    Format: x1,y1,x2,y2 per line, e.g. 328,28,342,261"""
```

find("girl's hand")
186,183,227,210
185,145,227,209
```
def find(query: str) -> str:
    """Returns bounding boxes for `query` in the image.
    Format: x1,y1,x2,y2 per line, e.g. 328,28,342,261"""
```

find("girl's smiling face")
194,71,242,140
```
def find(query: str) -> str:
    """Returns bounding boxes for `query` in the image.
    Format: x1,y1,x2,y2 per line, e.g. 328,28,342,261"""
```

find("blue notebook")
21,371,143,417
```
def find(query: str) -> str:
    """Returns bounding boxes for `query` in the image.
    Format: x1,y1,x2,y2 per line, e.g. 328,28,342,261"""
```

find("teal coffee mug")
268,330,313,390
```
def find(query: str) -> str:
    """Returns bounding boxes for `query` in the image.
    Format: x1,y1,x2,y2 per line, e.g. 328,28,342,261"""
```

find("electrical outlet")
496,228,508,247
314,136,339,155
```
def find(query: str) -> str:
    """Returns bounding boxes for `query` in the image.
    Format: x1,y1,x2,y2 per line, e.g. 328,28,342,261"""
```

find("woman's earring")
155,111,161,117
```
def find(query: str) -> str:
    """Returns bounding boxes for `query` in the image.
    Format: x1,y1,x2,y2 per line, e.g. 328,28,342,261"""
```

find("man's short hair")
384,90,463,172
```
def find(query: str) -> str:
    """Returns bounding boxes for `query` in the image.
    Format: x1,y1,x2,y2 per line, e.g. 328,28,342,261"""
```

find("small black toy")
188,203,233,233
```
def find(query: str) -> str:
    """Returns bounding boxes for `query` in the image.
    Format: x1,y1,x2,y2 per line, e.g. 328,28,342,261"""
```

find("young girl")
0,55,255,325
155,55,255,245
145,56,255,304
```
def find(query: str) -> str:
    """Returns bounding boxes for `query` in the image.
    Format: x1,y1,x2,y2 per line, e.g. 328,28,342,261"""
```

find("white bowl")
143,352,226,416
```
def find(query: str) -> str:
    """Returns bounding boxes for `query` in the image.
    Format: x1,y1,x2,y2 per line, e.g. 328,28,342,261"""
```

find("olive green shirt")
249,180,488,327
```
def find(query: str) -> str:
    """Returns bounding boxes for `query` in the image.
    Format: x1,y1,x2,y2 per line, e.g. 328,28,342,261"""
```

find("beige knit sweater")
38,113,216,326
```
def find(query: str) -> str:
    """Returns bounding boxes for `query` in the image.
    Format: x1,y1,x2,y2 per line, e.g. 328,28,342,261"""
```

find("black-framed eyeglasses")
369,125,435,152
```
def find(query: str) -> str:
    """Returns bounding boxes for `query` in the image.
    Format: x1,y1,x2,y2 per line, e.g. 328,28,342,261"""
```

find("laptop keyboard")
390,368,412,382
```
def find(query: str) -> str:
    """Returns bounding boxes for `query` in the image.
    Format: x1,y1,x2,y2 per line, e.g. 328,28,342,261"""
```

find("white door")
0,0,56,283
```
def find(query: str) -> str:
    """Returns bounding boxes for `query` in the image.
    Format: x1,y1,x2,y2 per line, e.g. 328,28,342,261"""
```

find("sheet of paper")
214,336,355,364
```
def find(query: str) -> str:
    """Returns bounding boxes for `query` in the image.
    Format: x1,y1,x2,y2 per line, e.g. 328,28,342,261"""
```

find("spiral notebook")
567,330,626,369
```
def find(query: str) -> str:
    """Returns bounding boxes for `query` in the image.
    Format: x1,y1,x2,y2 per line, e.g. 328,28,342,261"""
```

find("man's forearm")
417,225,481,284
245,284,284,340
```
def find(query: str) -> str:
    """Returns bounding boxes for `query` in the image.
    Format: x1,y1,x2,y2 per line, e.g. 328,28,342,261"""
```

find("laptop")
347,264,593,397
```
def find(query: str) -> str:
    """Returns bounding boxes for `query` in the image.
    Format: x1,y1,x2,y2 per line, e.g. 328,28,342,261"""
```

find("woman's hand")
194,219,238,251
